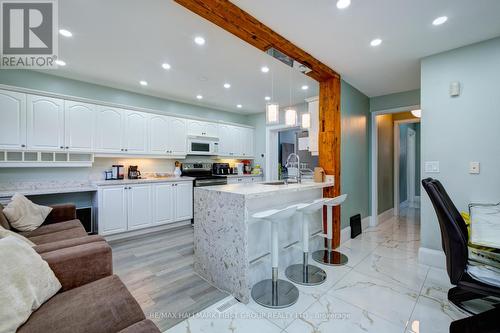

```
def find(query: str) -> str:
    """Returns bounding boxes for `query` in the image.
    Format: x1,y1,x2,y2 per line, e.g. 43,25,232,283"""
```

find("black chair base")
449,286,500,315
450,306,500,333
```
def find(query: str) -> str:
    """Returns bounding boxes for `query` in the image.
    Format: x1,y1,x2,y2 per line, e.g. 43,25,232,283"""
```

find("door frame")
370,105,420,226
265,124,301,181
393,119,420,216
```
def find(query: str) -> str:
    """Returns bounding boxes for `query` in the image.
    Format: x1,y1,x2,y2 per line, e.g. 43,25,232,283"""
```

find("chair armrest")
44,204,77,225
41,241,113,291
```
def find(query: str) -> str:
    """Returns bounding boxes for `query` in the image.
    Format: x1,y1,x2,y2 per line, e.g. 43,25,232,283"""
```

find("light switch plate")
469,162,480,174
425,161,440,173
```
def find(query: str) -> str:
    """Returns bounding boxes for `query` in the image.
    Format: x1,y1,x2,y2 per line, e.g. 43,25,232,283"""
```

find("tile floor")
165,208,468,333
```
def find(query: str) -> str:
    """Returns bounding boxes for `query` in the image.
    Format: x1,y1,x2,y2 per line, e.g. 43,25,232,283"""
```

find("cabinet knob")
21,144,26,148
65,146,69,149
60,146,64,149
125,149,128,152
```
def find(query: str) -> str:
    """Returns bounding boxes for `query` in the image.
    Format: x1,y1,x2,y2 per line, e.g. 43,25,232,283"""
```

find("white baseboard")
418,247,446,269
340,216,372,244
361,216,371,230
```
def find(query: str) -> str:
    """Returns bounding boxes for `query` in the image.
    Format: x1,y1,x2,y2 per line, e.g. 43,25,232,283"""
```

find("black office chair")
422,178,500,315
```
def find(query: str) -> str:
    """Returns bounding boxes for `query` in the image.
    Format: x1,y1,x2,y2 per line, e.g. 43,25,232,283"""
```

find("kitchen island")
193,180,334,303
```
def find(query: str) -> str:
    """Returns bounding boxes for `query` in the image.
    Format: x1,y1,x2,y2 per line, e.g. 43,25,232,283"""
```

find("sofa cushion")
118,320,161,333
3,193,52,231
0,236,61,333
33,235,105,253
23,219,88,245
0,204,11,230
18,275,145,333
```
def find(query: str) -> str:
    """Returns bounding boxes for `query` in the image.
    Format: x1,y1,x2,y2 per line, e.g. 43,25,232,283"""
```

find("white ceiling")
48,0,318,114
234,0,500,97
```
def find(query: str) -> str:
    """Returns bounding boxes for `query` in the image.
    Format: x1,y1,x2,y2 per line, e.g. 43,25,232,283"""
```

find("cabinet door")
124,111,148,154
174,182,193,220
95,107,124,153
243,128,254,157
217,124,231,156
168,117,187,155
204,122,218,137
64,101,95,151
187,120,204,136
149,114,169,155
230,126,244,156
153,183,175,225
0,90,26,149
98,186,127,235
27,95,64,151
127,184,152,230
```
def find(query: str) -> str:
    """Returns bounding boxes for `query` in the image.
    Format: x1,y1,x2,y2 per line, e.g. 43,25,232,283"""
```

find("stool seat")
324,194,347,207
296,198,325,214
252,205,297,221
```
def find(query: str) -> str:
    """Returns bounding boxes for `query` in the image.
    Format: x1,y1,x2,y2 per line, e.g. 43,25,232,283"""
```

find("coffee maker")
128,165,141,179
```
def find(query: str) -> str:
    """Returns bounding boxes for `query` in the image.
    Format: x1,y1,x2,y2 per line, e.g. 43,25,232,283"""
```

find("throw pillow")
3,194,52,231
0,225,35,247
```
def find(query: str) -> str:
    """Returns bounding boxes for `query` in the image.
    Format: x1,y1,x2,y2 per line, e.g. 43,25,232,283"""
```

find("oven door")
194,177,227,187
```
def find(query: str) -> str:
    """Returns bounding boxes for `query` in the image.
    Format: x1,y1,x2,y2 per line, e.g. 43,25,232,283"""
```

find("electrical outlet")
469,162,480,174
425,161,440,173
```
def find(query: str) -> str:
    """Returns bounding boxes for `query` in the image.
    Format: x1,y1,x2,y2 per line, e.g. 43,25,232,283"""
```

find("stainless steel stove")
181,163,227,187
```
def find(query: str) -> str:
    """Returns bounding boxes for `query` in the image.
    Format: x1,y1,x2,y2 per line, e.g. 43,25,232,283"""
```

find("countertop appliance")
181,163,227,187
242,160,252,174
235,163,244,175
128,165,141,179
187,136,219,156
213,163,230,175
112,165,124,180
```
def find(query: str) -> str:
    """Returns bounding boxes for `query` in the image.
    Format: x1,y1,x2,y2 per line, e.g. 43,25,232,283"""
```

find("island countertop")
195,179,334,199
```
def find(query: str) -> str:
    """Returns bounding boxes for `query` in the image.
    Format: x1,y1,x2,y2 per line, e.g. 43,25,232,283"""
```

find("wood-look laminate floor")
111,225,228,332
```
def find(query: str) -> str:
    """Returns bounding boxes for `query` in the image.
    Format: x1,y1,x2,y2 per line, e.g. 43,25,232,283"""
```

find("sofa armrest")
41,241,113,291
44,204,77,225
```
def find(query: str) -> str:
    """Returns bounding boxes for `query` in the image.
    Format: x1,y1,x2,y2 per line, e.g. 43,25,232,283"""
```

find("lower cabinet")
98,181,193,236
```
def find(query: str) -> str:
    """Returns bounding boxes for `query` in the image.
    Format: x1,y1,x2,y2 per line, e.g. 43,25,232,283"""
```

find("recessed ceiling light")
223,83,231,89
432,16,448,26
336,0,351,9
139,80,148,86
196,94,203,100
162,63,171,70
261,66,270,73
236,104,242,108
55,59,66,66
59,29,72,37
194,36,205,45
301,85,309,90
370,38,382,47
265,96,271,101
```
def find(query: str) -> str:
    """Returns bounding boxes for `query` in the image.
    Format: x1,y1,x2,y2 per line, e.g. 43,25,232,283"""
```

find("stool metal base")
251,279,299,309
312,250,349,266
285,264,327,286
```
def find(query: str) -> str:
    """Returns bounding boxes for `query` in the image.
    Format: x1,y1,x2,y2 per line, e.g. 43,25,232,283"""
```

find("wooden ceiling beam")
174,0,339,82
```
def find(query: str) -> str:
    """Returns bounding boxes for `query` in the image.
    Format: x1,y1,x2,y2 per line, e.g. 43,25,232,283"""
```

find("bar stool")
251,205,299,309
312,194,349,266
285,199,328,285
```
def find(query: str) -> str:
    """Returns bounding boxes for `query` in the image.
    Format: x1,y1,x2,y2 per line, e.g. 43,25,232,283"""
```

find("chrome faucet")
285,153,301,184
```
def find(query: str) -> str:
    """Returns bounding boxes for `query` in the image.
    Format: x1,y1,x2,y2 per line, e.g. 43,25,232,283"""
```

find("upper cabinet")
217,124,254,157
149,115,187,156
0,90,26,150
95,106,125,153
27,95,64,151
124,111,148,154
243,127,255,157
187,120,218,138
64,101,95,152
307,97,319,156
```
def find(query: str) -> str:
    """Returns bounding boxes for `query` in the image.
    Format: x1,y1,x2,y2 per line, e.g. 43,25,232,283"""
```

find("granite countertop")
0,181,98,198
93,176,194,186
195,179,334,199
225,174,263,178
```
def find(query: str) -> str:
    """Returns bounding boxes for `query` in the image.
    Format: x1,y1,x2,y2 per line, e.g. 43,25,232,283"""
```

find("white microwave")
187,136,219,155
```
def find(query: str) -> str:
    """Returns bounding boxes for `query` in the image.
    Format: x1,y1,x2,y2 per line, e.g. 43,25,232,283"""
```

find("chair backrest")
422,178,468,284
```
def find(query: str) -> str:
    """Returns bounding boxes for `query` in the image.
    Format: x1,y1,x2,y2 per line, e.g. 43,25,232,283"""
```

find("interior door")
99,186,127,235
168,117,187,155
27,95,64,151
95,106,124,152
0,90,26,149
149,114,169,154
127,184,152,230
124,111,148,153
64,101,95,151
153,183,174,224
174,182,193,220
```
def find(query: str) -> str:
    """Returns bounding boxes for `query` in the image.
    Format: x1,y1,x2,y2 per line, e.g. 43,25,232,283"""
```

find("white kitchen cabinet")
242,127,254,157
0,90,26,149
218,124,245,157
27,95,64,151
149,115,186,156
98,186,127,235
127,184,152,230
306,97,319,156
64,101,95,152
95,106,124,153
174,181,193,220
187,120,218,137
153,183,175,225
124,111,148,154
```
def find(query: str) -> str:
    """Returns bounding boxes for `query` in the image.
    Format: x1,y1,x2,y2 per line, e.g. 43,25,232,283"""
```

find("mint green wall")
340,81,370,228
0,70,249,124
370,89,420,112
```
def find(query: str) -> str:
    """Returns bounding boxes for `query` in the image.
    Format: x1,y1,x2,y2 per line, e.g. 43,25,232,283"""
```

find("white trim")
0,84,254,129
370,105,420,227
361,216,371,230
341,226,351,244
265,124,301,181
418,247,446,269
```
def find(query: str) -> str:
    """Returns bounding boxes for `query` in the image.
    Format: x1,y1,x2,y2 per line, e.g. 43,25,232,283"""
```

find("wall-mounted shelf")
0,150,94,167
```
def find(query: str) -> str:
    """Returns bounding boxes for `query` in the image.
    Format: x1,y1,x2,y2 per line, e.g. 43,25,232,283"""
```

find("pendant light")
285,67,297,127
266,66,279,125
411,109,422,118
